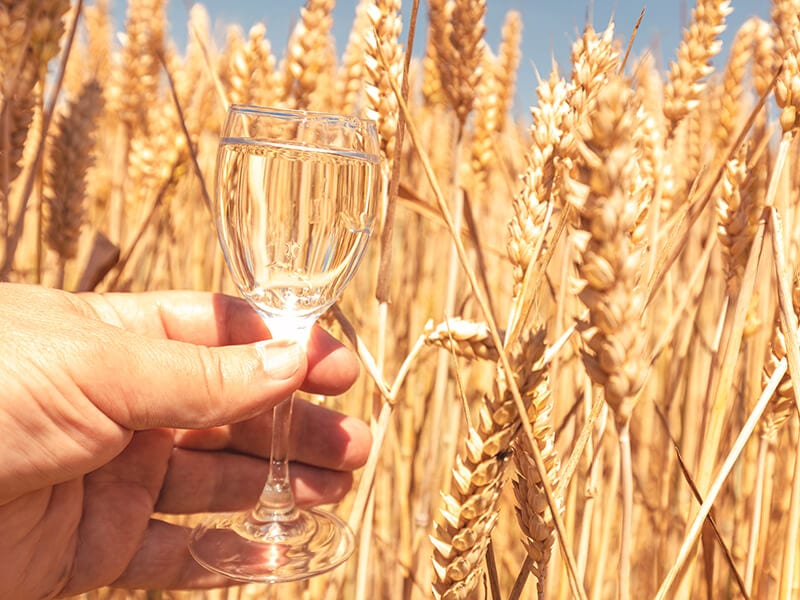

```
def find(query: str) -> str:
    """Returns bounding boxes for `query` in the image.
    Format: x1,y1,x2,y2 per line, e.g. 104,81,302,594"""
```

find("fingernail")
257,340,303,380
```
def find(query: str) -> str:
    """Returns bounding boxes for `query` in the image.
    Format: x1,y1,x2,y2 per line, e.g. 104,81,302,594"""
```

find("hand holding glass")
189,105,379,582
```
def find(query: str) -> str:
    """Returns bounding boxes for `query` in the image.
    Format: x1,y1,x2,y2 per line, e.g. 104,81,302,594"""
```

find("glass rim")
228,103,377,129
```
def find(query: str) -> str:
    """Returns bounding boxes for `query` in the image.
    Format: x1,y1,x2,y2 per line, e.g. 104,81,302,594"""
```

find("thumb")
82,334,308,430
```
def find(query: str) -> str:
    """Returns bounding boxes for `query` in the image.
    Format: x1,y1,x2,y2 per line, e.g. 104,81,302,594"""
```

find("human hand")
0,283,369,598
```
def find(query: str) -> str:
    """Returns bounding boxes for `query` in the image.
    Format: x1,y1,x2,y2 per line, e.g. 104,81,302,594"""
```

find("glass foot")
188,508,355,583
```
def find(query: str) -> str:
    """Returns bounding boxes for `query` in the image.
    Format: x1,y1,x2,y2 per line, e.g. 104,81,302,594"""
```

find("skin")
0,283,371,599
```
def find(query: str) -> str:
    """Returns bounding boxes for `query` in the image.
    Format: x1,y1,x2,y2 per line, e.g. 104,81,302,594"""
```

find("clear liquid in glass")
216,139,378,331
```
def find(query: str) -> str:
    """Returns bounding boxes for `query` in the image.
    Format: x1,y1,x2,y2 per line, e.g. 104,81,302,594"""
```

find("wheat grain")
468,50,500,194
423,317,499,362
226,23,277,108
0,1,30,87
771,0,800,58
761,276,800,439
512,379,560,597
565,24,619,142
775,29,800,133
420,0,449,108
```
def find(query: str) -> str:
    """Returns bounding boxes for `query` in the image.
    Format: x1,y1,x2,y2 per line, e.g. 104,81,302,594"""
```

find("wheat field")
3,0,800,598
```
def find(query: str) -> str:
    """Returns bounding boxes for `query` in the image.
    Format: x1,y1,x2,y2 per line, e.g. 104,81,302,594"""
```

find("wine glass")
188,105,379,582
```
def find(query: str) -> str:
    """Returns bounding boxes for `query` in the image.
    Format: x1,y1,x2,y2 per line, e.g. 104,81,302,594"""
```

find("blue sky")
113,1,773,113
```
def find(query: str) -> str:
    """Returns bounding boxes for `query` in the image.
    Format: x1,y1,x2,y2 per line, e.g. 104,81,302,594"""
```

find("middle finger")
173,398,371,472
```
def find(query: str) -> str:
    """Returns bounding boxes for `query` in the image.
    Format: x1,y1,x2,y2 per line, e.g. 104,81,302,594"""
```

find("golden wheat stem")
766,203,800,598
485,541,502,599
34,98,44,285
508,555,535,600
780,434,800,599
756,445,779,594
556,385,605,498
655,356,786,599
355,487,376,600
384,53,587,600
421,135,464,551
664,137,790,564
332,304,392,399
650,234,717,362
105,123,129,245
618,420,634,600
189,17,229,112
576,399,608,581
690,216,766,533
744,436,769,593
591,441,621,600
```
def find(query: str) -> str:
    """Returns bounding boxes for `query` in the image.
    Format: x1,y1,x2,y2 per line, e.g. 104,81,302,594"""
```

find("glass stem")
251,394,298,522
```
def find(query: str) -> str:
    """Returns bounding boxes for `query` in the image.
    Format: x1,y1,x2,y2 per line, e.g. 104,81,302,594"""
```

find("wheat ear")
43,80,103,287
363,0,403,168
716,145,762,298
468,49,500,195
423,317,499,362
494,10,522,132
431,0,487,127
333,0,369,116
507,71,569,302
283,0,335,111
775,28,800,133
430,330,548,599
108,0,165,136
566,74,647,600
663,0,732,134
511,374,561,598
713,20,757,151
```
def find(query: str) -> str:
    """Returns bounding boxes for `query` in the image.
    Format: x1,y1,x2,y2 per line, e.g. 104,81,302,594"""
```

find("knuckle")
194,345,228,420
